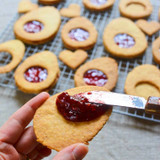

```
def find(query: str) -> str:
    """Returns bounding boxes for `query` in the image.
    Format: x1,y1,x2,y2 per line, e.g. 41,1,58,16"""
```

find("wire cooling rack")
0,0,160,122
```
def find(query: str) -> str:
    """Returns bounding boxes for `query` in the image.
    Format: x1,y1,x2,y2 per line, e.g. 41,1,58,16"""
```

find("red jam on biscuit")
24,20,44,33
56,92,108,122
114,33,135,48
90,0,107,6
69,28,89,42
24,66,47,83
83,69,108,87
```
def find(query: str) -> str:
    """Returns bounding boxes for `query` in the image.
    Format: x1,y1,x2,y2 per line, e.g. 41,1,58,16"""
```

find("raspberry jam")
69,28,89,42
24,21,44,33
83,69,108,87
114,34,135,48
90,0,107,6
24,66,47,83
56,92,108,122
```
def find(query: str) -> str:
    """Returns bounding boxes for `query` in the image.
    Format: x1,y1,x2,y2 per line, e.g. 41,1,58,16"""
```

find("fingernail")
72,144,88,160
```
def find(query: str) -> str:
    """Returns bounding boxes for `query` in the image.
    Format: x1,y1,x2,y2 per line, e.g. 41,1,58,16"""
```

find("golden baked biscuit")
38,0,61,4
14,7,61,45
0,40,25,73
103,17,147,59
124,64,160,100
60,4,81,18
119,0,152,19
152,37,160,64
59,49,88,69
14,51,60,94
61,17,98,50
18,0,38,13
136,19,160,36
83,0,115,11
74,57,118,91
33,86,112,151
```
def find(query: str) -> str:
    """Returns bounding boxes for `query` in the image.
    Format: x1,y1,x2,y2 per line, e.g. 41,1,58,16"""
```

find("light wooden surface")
0,1,160,160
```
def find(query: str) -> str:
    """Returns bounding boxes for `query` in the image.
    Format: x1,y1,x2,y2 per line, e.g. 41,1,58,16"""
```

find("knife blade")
81,91,160,115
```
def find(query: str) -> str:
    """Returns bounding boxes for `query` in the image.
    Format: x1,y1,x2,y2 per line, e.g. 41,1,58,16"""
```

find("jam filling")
24,21,44,33
24,66,47,83
56,92,108,122
90,0,107,6
114,33,135,48
69,28,89,42
83,69,108,87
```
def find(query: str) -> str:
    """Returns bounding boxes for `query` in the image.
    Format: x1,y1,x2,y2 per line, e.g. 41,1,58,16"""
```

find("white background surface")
0,1,160,160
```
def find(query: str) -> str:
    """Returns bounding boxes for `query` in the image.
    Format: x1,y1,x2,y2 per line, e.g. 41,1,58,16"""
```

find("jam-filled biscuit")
61,17,98,50
124,64,160,100
74,57,118,91
59,49,88,69
83,0,115,11
0,40,25,74
14,7,61,45
14,51,60,94
60,4,81,18
33,86,112,151
18,0,38,14
38,0,61,5
152,37,160,64
119,0,152,19
136,19,160,36
103,17,147,59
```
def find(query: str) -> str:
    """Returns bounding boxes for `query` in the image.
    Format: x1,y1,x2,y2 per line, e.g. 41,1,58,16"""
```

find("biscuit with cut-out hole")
74,57,118,91
33,86,112,151
124,64,160,100
60,4,81,18
61,17,98,50
14,7,61,45
18,0,38,13
0,40,25,74
103,17,147,59
83,0,115,11
38,0,61,4
59,49,88,69
152,37,160,64
119,0,152,19
14,51,60,94
136,19,160,36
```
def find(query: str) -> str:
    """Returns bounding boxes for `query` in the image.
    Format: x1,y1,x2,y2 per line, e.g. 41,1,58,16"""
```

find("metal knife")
81,91,160,115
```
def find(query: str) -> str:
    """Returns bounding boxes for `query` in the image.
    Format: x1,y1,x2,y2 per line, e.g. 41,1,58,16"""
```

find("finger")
15,126,39,155
0,92,49,144
53,143,88,160
27,144,51,160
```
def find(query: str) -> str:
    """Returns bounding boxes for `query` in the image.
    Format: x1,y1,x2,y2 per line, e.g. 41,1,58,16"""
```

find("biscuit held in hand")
33,86,112,151
0,40,25,73
59,49,88,69
136,19,160,36
14,51,60,94
60,4,81,18
18,0,38,13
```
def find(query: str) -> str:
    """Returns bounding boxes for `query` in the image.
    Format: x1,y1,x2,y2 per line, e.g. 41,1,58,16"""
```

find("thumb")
53,143,88,160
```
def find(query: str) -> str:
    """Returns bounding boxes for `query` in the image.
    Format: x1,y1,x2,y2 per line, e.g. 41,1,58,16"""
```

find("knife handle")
145,96,160,115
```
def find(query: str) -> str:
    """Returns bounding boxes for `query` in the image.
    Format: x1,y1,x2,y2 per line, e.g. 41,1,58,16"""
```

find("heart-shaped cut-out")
59,49,88,69
136,19,160,36
18,0,38,13
60,4,81,18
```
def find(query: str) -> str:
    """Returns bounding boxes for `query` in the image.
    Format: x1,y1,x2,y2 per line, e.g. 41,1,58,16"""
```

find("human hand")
0,92,88,160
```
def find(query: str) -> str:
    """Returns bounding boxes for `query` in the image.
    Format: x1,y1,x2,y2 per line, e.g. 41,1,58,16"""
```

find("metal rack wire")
0,0,160,122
